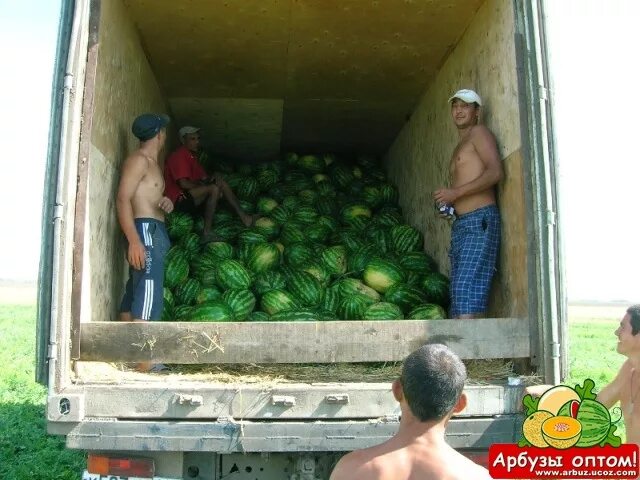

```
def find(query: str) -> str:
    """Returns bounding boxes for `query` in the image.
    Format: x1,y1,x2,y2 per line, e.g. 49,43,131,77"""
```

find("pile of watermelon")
162,153,449,322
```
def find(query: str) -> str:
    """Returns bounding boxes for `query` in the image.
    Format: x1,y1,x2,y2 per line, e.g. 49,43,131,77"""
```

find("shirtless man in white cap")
433,89,503,319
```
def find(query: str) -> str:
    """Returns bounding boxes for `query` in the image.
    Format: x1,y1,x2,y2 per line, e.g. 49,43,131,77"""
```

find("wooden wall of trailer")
385,0,528,318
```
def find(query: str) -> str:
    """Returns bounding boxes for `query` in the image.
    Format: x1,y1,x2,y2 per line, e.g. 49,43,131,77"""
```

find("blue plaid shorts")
449,205,500,317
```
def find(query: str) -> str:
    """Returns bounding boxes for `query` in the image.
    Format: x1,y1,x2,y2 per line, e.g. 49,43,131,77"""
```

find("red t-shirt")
164,146,207,203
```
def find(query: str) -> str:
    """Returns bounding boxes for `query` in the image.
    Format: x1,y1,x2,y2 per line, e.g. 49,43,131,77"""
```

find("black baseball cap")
131,113,170,141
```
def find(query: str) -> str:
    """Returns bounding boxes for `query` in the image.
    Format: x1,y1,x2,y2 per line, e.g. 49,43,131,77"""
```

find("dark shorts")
449,205,500,317
120,218,170,321
174,192,203,215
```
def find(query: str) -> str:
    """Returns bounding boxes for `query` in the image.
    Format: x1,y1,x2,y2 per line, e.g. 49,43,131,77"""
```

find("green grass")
0,304,628,478
0,305,84,480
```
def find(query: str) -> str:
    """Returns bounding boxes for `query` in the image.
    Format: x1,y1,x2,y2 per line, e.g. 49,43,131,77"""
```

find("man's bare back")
331,430,491,480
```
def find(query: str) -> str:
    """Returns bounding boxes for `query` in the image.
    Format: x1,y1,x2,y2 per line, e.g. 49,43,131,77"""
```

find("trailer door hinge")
546,210,556,226
539,85,549,101
53,204,64,221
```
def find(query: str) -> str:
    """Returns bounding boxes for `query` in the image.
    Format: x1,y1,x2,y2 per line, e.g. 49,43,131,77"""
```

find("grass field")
0,296,628,479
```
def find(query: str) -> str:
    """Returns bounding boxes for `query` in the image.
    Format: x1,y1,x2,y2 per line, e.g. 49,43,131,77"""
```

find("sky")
0,0,637,302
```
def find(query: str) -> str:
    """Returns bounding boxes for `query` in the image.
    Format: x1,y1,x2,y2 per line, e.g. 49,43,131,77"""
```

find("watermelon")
256,169,279,190
254,270,287,295
237,164,254,176
165,254,189,289
188,301,235,322
391,225,422,253
341,204,372,225
270,205,292,224
212,221,243,242
331,165,355,188
216,259,252,290
399,252,438,275
238,199,255,214
301,263,330,285
260,289,300,315
337,278,380,302
298,154,325,173
348,244,378,273
363,258,405,293
286,271,324,307
363,302,404,320
380,184,399,204
199,269,218,288
174,305,193,320
280,223,306,245
362,185,382,207
421,272,450,307
257,197,279,215
316,181,336,197
270,309,321,322
374,212,402,227
222,289,256,320
212,210,235,224
313,173,329,184
163,287,175,310
166,211,194,239
160,303,174,322
384,283,427,313
284,152,299,166
320,246,348,276
253,217,279,238
321,284,341,314
248,311,270,322
337,295,371,320
174,278,202,306
237,177,259,199
317,216,339,232
574,399,613,447
179,232,201,258
306,224,331,243
205,241,234,261
407,304,447,320
196,286,222,304
292,206,319,225
298,189,318,205
284,243,315,267
247,242,281,273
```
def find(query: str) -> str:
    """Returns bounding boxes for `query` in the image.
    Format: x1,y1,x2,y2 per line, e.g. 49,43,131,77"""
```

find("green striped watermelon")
270,205,292,224
248,311,271,321
337,295,371,320
174,304,193,320
270,309,320,322
286,271,324,307
166,211,194,239
222,289,256,320
399,252,438,275
374,212,402,227
163,287,175,310
247,242,281,273
330,165,355,188
256,169,279,190
257,197,279,215
384,283,427,313
313,173,329,184
298,154,325,173
301,263,330,285
205,241,235,260
363,302,404,320
391,225,422,253
165,254,189,289
362,185,382,207
179,232,201,258
212,221,243,242
253,217,279,238
160,303,174,321
198,269,218,288
237,177,259,200
363,258,405,293
284,243,315,267
407,304,447,320
292,206,319,225
260,289,300,315
380,184,399,205
341,204,372,225
317,216,339,232
306,224,331,243
216,259,252,290
348,244,378,273
421,272,450,307
280,223,306,245
321,284,341,314
188,301,235,322
254,270,287,295
298,189,318,204
320,246,348,276
337,278,381,302
174,278,202,306
196,286,222,304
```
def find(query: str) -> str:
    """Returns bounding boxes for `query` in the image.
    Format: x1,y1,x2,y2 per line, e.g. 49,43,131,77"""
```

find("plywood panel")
122,0,291,99
79,318,530,363
385,0,522,310
170,97,284,160
87,0,171,324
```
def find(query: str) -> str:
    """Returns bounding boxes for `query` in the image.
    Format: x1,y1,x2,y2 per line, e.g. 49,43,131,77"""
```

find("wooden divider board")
79,318,529,363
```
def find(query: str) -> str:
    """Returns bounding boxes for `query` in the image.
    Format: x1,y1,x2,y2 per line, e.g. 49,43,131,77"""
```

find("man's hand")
433,188,458,205
128,239,146,270
158,196,174,214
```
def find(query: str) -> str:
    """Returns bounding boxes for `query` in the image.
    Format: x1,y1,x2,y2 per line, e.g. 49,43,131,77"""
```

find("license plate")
82,471,179,480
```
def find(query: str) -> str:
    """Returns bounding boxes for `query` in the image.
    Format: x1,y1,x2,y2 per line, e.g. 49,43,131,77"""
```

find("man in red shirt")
164,126,255,243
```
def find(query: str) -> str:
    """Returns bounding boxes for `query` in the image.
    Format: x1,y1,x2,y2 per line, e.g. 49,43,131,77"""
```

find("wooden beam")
79,318,529,364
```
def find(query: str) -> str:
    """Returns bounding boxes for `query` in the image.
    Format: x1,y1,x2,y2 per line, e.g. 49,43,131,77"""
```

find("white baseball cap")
179,125,200,138
448,89,482,106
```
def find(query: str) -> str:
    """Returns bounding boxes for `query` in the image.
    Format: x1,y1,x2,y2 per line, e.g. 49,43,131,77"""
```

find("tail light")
87,453,155,478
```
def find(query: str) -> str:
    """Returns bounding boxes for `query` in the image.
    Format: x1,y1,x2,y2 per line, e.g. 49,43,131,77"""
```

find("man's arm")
596,361,626,408
434,126,503,205
177,177,207,190
116,153,147,270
